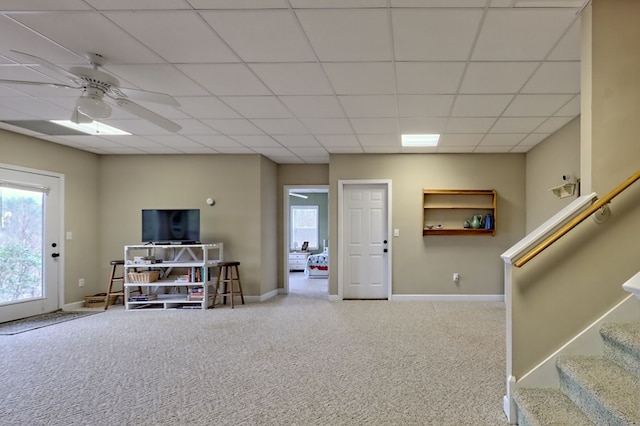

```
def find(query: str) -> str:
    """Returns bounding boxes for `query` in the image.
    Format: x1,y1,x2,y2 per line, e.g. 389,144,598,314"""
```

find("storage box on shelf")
422,189,496,236
123,243,223,310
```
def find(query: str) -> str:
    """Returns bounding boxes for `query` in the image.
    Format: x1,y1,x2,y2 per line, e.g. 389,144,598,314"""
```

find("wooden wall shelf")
422,189,496,236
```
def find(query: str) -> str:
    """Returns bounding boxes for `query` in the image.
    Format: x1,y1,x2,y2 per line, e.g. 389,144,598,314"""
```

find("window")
291,205,318,250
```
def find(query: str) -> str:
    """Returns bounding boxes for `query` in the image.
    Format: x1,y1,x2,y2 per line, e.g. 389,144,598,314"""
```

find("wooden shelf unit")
422,189,496,236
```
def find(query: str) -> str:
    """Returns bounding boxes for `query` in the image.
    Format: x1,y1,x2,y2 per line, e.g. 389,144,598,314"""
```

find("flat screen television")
142,209,200,244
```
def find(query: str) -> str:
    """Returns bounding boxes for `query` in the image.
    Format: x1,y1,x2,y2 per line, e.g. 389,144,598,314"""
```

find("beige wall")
98,154,268,297
0,129,100,304
510,0,640,378
525,117,581,232
329,153,526,296
260,156,278,295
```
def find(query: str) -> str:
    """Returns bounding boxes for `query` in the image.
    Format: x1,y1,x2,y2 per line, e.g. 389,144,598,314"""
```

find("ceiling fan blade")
108,86,180,107
0,78,78,90
71,108,94,124
10,50,83,85
113,98,182,133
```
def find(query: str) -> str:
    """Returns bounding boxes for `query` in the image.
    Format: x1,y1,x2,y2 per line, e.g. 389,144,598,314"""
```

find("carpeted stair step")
600,322,640,378
557,355,640,426
513,387,594,426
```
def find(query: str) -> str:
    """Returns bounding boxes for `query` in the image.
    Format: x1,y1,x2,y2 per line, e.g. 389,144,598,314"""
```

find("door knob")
383,248,388,253
51,252,60,258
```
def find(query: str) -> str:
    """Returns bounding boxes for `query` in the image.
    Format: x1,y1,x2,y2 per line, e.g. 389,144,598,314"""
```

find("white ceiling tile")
252,147,294,157
148,134,204,147
396,62,466,94
273,135,320,147
232,135,281,147
397,95,455,118
522,62,581,93
514,0,588,7
351,118,398,134
446,117,496,133
480,133,526,146
451,95,514,117
87,0,191,10
474,145,513,153
268,156,305,164
315,134,360,147
517,133,550,147
358,134,399,147
510,144,534,153
438,134,484,146
0,97,70,119
188,134,245,148
212,146,255,154
176,97,241,119
251,118,308,135
548,19,582,61
392,9,483,61
200,10,315,62
472,9,578,60
288,147,329,157
399,118,448,134
364,146,402,153
201,119,263,135
393,0,487,5
279,96,345,119
489,0,513,6
9,12,162,64
218,96,293,118
491,117,546,133
291,0,386,7
323,62,395,95
105,11,239,63
172,119,218,135
535,116,574,133
503,94,574,116
107,64,205,96
299,118,353,134
177,64,270,96
324,145,364,153
297,9,392,61
554,95,580,116
460,62,539,94
187,0,289,8
249,63,334,96
437,146,475,153
0,0,92,10
338,95,397,118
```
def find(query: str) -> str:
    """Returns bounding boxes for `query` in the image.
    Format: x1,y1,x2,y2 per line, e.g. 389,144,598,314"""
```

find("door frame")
338,179,392,300
283,184,329,294
0,162,65,317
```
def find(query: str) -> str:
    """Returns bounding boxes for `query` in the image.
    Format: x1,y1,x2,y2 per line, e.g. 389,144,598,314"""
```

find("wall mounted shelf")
423,189,496,236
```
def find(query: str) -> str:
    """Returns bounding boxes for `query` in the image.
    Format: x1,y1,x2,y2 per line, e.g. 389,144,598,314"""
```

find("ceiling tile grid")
0,1,587,163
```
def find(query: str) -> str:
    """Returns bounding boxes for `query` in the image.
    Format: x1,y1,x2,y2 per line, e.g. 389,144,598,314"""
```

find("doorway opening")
284,185,329,299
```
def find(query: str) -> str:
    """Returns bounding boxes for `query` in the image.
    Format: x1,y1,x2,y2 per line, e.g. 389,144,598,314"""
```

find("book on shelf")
130,294,158,301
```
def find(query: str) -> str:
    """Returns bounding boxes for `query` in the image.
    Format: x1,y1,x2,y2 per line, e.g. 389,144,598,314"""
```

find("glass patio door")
0,165,61,323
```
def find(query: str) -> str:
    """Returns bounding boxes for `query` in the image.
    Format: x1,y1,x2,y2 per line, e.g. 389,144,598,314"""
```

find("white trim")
391,294,504,302
63,301,85,311
244,289,279,303
338,179,393,300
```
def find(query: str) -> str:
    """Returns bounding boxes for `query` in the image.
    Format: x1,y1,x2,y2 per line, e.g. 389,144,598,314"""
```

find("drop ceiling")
0,0,587,164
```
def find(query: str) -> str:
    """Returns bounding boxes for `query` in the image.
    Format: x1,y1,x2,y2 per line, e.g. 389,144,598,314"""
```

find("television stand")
169,240,199,245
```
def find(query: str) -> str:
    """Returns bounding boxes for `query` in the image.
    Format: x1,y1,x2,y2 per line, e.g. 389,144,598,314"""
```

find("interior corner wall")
525,117,581,233
0,129,100,304
260,156,278,296
98,154,264,297
328,153,526,297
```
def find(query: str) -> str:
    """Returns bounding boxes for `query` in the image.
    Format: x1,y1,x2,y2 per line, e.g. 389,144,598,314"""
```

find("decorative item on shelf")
463,220,471,229
483,213,494,230
471,214,483,229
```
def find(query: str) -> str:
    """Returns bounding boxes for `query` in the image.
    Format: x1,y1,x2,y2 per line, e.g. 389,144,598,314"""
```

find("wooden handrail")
514,169,640,268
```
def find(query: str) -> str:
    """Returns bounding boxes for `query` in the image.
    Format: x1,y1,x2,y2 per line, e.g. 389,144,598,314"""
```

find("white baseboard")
328,294,341,302
63,301,85,311
244,289,279,303
391,294,504,302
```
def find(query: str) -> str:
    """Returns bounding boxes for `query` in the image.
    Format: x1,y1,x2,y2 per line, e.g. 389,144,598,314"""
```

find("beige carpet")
0,289,508,425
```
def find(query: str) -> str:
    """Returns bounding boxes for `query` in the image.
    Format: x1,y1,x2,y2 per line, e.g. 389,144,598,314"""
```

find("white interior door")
0,165,62,323
340,182,390,299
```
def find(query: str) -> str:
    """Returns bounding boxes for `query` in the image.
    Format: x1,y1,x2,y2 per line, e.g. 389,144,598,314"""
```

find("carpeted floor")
0,288,508,425
0,309,102,335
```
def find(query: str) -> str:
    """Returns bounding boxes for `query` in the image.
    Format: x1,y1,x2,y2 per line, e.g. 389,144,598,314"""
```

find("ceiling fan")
0,50,182,132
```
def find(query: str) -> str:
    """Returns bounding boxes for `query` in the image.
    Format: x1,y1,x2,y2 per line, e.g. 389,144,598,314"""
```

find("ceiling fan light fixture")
76,92,111,119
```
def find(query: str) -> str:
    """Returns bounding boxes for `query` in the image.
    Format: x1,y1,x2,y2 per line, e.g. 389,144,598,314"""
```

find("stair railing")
514,169,640,268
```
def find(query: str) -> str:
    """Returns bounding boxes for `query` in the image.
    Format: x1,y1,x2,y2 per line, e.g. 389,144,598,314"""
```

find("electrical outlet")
78,278,85,287
453,273,459,283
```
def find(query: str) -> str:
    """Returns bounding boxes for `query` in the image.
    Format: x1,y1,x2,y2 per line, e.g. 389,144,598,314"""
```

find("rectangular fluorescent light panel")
401,134,440,147
50,120,131,136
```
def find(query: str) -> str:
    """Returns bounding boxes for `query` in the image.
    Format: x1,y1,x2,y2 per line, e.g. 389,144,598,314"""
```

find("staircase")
514,322,640,425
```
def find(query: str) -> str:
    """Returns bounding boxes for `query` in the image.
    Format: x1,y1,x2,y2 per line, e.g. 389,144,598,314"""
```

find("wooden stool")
104,260,141,310
212,261,245,308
